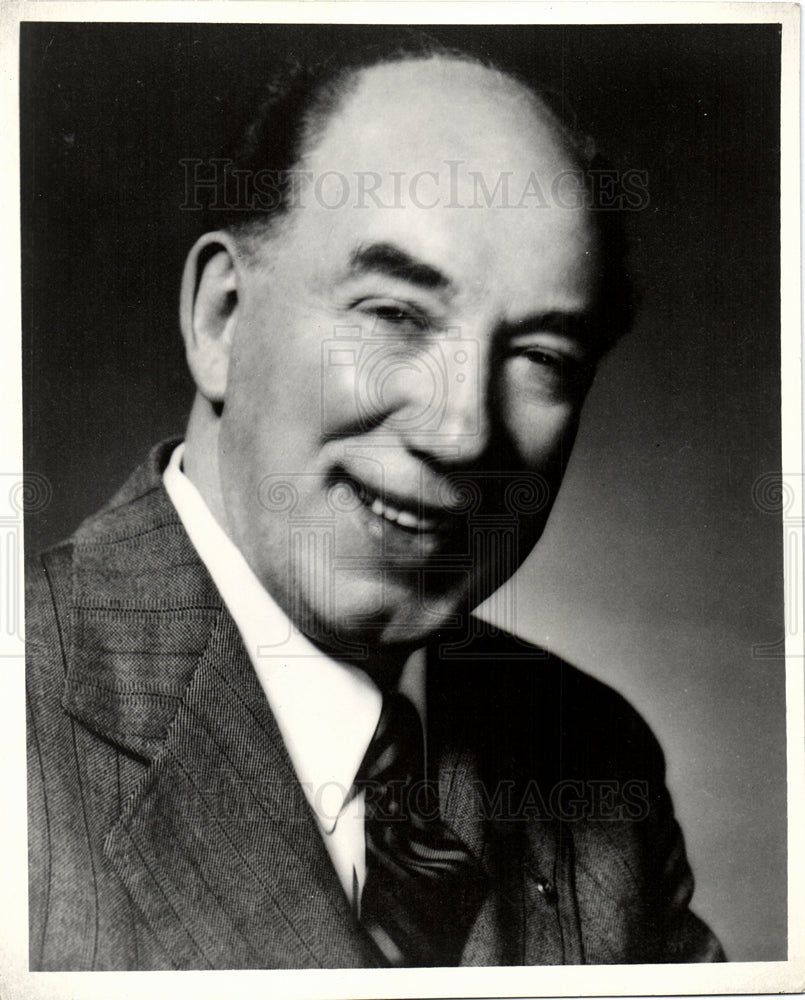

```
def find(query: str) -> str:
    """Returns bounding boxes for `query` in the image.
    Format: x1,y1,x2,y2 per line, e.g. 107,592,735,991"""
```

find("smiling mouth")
334,470,455,536
366,493,442,532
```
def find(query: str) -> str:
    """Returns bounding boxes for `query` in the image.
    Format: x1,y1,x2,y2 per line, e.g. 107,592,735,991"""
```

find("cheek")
228,321,321,432
236,297,369,438
503,397,581,471
321,350,362,431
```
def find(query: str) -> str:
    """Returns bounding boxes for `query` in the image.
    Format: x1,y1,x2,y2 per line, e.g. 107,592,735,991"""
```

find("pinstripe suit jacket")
26,441,724,970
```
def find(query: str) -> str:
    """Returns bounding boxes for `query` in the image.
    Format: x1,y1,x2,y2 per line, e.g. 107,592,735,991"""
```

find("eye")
358,299,431,335
522,347,565,370
509,342,593,402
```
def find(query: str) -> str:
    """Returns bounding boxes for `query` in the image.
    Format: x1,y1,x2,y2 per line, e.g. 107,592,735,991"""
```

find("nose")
393,334,493,467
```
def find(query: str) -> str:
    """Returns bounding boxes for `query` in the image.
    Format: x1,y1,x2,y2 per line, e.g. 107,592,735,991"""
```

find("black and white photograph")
3,5,802,997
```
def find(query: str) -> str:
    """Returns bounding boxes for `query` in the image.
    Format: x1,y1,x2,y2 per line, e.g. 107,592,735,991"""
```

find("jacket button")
535,880,556,902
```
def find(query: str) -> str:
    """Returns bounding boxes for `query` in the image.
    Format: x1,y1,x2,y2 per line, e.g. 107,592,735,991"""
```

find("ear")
180,231,241,404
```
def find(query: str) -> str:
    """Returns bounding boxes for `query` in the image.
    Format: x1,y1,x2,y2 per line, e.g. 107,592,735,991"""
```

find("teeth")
395,509,421,529
366,492,438,532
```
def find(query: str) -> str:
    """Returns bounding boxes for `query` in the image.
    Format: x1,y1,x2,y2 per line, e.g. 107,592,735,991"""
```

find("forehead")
309,58,581,186
266,58,597,313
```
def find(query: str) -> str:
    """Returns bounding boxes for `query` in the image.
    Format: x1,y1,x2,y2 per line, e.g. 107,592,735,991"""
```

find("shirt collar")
163,442,425,834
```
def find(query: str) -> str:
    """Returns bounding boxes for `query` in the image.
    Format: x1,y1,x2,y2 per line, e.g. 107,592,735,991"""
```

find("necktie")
355,692,485,967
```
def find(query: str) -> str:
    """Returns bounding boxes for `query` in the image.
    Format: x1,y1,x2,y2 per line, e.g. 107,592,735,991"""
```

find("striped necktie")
355,692,485,967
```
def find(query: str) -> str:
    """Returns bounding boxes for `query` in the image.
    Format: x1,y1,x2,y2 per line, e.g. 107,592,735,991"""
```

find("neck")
306,631,416,692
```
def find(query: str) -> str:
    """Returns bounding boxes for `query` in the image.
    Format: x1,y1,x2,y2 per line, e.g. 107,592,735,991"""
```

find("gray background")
21,22,785,961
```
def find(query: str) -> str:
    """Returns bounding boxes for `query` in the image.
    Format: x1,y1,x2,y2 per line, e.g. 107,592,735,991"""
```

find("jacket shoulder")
436,625,724,964
435,623,667,785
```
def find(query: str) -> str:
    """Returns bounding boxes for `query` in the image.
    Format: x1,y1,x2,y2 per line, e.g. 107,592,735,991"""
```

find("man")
26,42,724,969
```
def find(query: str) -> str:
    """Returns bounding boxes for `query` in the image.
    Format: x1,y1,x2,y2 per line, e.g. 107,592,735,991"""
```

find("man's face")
215,59,603,658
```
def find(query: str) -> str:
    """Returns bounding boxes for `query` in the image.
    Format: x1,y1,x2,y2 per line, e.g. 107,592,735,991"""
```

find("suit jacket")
26,440,724,970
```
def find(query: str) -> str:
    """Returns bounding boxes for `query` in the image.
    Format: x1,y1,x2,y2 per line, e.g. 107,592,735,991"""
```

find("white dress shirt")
163,443,425,907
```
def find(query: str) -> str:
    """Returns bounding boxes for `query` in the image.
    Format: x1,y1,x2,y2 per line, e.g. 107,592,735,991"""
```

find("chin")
296,573,471,662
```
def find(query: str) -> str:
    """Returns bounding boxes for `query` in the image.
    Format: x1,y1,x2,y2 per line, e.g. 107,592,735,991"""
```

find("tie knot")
357,692,424,790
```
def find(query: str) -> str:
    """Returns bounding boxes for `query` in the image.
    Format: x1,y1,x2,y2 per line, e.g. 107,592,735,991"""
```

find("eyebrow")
347,242,452,292
508,311,596,341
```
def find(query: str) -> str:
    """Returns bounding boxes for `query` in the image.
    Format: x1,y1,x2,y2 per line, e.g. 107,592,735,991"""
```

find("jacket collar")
61,439,221,760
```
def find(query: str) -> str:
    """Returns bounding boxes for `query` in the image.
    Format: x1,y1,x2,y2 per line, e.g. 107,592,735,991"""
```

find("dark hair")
201,34,634,349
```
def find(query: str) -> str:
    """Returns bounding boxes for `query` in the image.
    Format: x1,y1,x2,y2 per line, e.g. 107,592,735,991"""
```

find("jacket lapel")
104,609,378,969
427,649,517,965
428,639,576,966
